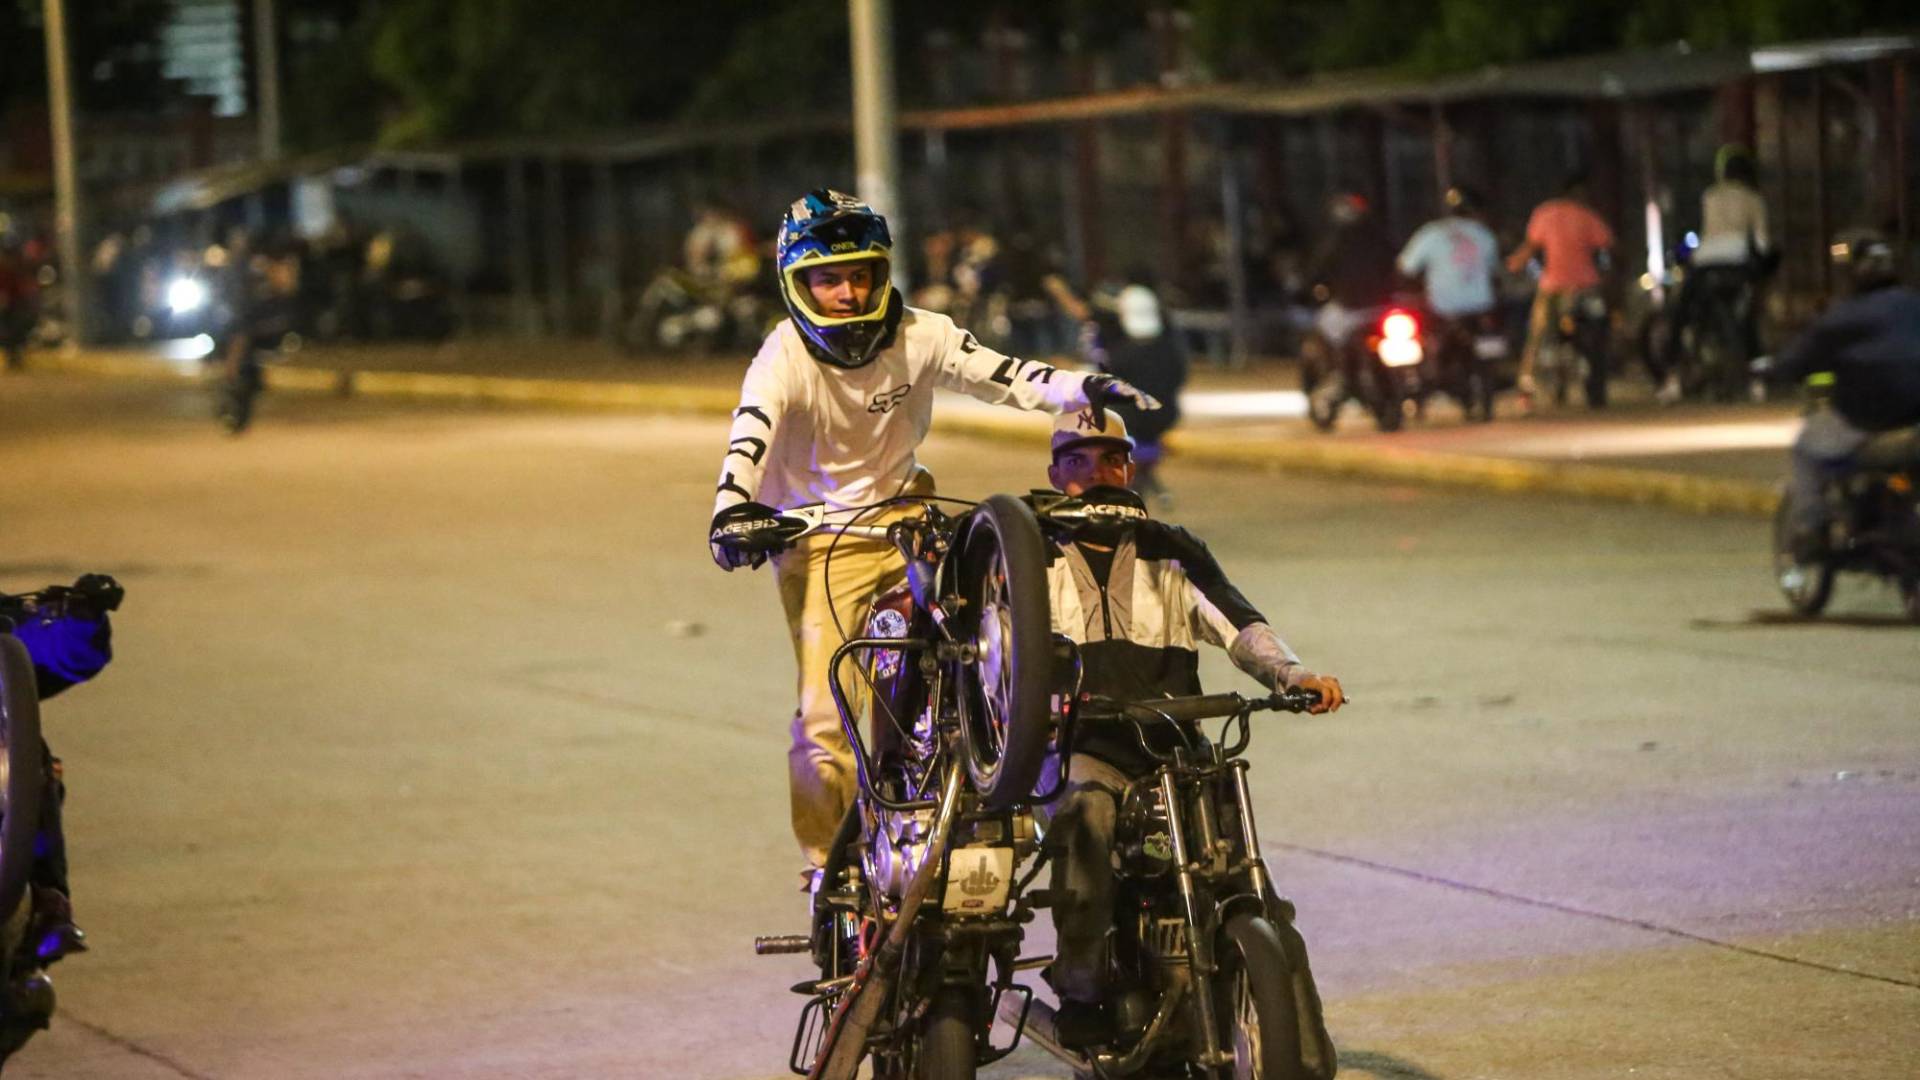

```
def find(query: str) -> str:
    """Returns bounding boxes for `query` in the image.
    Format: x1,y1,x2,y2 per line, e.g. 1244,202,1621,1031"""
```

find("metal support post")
850,0,907,291
42,0,87,346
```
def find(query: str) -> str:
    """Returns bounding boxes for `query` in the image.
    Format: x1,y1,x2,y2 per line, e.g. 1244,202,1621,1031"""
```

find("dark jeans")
1041,753,1132,1003
1666,264,1760,370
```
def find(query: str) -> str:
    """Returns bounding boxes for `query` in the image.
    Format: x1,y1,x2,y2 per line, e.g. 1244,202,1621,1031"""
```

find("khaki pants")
771,477,930,868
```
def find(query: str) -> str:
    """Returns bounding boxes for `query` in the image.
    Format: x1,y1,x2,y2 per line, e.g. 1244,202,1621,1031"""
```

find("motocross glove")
1083,373,1162,428
709,501,779,571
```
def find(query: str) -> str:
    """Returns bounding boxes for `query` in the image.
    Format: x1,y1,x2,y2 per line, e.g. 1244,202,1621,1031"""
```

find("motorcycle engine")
864,806,935,900
1116,785,1174,878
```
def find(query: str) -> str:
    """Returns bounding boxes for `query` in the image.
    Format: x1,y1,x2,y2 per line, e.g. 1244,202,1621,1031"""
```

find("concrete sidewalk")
25,339,1794,516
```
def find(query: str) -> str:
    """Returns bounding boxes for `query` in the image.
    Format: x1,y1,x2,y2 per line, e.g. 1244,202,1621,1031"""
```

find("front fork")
1162,759,1273,1076
1160,769,1230,1073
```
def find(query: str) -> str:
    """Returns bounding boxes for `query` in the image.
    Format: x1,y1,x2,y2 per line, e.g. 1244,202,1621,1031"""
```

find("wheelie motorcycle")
725,493,1063,1080
1006,688,1337,1080
0,574,121,1065
1302,305,1428,433
1771,424,1920,621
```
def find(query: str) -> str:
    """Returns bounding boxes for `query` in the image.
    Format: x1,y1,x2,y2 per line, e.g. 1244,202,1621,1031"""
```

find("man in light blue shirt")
1396,187,1500,319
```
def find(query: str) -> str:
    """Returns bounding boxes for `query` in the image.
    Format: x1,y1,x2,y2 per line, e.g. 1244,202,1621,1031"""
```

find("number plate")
943,847,1014,914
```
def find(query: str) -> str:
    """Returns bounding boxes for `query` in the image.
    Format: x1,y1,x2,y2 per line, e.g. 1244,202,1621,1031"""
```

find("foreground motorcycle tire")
914,987,977,1080
1770,499,1834,616
953,495,1053,811
1217,914,1312,1080
0,636,47,934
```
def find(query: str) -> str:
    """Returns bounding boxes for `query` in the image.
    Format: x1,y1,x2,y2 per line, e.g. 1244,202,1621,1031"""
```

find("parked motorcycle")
726,493,1061,1080
1010,687,1337,1080
1302,305,1429,433
623,268,772,356
1771,426,1920,621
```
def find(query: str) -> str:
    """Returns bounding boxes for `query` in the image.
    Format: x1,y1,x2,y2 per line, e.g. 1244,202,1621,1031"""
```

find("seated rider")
0,575,118,1061
1035,408,1344,1045
1772,229,1920,558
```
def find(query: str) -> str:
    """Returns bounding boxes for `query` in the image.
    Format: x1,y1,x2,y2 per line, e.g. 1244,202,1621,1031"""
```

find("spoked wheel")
912,987,978,1080
1216,914,1311,1080
1771,497,1834,616
952,495,1053,810
0,636,46,936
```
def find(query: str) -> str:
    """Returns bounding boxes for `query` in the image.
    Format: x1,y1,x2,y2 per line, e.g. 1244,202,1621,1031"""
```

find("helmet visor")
782,252,892,327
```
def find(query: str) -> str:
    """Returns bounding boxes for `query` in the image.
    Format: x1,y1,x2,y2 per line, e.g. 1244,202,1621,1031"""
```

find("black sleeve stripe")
726,436,767,464
734,405,772,428
716,472,753,502
1139,523,1267,629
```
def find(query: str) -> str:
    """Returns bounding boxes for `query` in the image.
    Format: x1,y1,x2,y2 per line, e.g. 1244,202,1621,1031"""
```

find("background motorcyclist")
1508,172,1614,410
1036,407,1342,1046
1304,192,1397,369
0,575,119,1061
1660,145,1774,402
1398,186,1503,413
1771,229,1920,558
705,189,1158,886
0,245,40,373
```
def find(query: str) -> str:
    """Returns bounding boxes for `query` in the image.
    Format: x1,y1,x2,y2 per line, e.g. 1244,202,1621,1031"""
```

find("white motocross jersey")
713,308,1093,516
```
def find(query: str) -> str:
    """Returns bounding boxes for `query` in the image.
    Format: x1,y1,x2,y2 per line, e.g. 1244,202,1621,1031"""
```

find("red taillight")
1382,311,1419,341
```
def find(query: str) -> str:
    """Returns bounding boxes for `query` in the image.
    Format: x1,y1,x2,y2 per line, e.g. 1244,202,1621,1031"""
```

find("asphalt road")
2,373,1915,1079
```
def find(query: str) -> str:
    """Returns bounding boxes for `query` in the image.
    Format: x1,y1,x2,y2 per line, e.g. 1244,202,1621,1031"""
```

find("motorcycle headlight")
166,278,208,315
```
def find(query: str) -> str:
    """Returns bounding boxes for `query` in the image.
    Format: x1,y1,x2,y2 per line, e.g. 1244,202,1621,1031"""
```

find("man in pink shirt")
1508,174,1614,408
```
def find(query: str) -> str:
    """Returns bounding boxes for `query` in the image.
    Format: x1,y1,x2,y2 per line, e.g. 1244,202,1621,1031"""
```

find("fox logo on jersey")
868,384,912,414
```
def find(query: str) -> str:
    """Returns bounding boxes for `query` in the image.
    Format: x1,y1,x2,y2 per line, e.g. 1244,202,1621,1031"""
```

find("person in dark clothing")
1036,408,1343,1044
1045,271,1189,504
1302,194,1398,407
1771,229,1920,553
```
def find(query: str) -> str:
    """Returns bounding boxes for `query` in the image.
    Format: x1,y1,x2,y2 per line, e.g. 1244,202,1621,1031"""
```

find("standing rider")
707,190,1159,885
1038,406,1344,1046
1771,229,1920,559
1659,145,1773,402
1508,173,1614,411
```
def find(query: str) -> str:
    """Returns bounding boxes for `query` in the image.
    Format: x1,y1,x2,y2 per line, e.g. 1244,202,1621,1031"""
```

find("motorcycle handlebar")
1078,688,1323,725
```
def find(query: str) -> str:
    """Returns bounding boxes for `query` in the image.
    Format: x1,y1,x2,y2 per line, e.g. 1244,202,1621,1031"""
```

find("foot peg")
754,934,810,956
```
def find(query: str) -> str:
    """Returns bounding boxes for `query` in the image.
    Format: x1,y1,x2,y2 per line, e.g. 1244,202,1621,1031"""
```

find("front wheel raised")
0,636,46,934
953,494,1053,810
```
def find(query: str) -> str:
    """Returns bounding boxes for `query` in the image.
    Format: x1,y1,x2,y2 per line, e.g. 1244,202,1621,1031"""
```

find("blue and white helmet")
776,189,901,369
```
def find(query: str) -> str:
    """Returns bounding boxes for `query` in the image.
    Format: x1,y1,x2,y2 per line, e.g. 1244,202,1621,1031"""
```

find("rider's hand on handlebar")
1289,673,1344,715
708,501,778,571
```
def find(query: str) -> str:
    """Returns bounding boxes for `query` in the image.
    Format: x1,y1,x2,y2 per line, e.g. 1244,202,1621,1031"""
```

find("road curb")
33,349,1780,518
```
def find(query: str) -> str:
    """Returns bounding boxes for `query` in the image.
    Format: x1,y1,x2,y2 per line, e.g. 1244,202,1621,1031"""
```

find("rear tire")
1771,497,1834,616
953,495,1053,810
1217,914,1310,1080
0,636,46,933
915,987,977,1080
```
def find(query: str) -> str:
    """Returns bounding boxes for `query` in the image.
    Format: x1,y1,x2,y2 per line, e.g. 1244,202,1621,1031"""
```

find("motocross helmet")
1830,228,1898,293
776,189,902,369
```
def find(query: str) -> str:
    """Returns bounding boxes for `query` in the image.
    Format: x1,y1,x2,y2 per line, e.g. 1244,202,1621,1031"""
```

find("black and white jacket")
1048,521,1308,770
